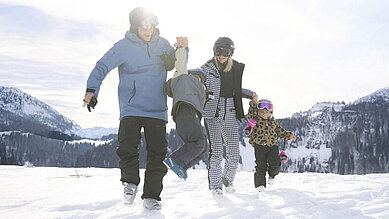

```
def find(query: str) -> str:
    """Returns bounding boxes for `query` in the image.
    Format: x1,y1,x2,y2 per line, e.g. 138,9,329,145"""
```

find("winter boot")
257,186,265,192
143,198,162,210
164,156,188,180
268,176,275,185
211,188,223,196
122,182,138,204
222,177,235,193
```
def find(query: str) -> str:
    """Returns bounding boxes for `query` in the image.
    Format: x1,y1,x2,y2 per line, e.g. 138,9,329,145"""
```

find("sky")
1,0,389,129
1,165,388,218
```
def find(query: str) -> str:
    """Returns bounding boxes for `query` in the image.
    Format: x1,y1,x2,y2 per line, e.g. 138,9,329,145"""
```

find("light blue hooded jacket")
86,30,175,122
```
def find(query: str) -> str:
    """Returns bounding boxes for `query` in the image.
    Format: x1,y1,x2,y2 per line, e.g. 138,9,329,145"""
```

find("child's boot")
268,176,275,185
164,156,188,180
257,186,265,192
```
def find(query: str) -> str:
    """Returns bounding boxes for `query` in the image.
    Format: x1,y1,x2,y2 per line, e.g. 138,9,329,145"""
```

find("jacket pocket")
128,80,136,103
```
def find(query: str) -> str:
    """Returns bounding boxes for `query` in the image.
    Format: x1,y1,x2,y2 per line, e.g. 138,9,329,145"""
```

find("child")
245,99,296,192
163,44,207,180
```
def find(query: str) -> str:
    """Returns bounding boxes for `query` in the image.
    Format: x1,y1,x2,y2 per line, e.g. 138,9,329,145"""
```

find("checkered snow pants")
205,97,240,190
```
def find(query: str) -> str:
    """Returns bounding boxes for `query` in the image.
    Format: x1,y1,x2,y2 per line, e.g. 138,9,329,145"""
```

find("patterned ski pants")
205,97,240,190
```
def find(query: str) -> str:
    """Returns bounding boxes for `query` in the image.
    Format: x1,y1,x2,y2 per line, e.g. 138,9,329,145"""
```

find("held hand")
252,92,258,103
176,37,188,48
291,135,296,142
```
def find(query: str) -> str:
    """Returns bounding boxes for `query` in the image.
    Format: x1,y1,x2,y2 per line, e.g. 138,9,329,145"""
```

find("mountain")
354,87,389,104
1,86,388,174
76,127,118,139
276,87,389,174
0,131,94,166
0,86,81,137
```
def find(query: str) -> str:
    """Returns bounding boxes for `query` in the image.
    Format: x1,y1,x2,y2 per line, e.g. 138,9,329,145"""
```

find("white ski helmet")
129,7,159,33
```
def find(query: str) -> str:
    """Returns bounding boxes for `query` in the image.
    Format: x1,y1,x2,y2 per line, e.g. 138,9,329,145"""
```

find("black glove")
87,96,98,112
160,51,175,71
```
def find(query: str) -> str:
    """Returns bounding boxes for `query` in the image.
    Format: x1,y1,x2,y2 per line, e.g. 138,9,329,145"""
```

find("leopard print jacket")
247,101,292,147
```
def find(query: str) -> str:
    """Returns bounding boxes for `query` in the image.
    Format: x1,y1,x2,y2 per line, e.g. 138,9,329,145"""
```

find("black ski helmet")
213,37,235,56
129,7,158,33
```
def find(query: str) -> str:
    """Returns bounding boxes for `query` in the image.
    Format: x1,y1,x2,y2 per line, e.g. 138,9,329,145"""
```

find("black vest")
230,60,245,121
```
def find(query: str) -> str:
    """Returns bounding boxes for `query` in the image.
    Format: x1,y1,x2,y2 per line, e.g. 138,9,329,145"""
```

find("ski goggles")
257,101,273,111
140,16,159,30
214,47,233,57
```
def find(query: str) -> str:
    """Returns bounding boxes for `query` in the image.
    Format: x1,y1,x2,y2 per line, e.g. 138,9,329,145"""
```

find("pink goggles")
257,101,273,111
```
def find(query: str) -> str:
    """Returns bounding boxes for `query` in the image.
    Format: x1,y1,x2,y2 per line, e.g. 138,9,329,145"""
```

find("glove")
280,150,288,163
87,96,98,112
244,119,257,136
160,52,175,71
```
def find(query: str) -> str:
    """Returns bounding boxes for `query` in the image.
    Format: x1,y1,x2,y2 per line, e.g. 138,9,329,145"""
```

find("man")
83,7,187,210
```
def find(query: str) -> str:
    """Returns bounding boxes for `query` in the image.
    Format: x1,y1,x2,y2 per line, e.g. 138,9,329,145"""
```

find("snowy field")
1,165,388,219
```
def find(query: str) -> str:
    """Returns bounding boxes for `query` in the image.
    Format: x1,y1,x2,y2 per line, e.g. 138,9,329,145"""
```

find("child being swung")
246,99,296,192
163,40,207,180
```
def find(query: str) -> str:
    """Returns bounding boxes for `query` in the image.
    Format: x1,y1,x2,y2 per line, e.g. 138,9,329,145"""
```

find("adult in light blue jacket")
84,7,184,210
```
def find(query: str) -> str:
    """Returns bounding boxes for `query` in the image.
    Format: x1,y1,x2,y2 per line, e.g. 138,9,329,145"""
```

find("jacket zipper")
128,80,136,103
147,43,150,57
223,98,227,120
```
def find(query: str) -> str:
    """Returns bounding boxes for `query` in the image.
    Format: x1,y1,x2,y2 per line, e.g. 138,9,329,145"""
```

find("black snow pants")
116,116,168,201
254,144,281,188
170,103,207,170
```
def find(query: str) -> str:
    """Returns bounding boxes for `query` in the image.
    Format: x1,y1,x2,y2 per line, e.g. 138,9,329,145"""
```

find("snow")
239,138,256,171
76,127,118,139
354,87,389,104
292,102,345,119
0,86,82,135
0,131,18,136
287,144,332,164
1,165,388,219
67,139,113,147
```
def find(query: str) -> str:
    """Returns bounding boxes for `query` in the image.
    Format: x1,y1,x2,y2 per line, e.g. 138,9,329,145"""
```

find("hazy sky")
1,0,388,129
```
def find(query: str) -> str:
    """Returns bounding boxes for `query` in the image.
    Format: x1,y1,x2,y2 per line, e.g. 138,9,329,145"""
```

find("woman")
201,37,257,195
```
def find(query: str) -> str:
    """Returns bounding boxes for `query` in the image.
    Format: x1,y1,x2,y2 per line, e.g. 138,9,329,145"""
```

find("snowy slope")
0,86,81,135
354,87,389,104
279,87,389,174
76,127,118,139
0,165,388,218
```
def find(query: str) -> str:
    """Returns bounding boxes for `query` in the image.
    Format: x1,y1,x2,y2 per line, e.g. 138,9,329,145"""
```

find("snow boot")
164,156,188,180
257,186,265,192
222,177,235,193
211,188,223,196
143,198,161,210
122,182,138,204
268,176,275,185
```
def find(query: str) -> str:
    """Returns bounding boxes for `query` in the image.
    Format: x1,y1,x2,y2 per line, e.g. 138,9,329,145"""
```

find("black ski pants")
116,116,168,201
254,144,281,188
171,103,207,170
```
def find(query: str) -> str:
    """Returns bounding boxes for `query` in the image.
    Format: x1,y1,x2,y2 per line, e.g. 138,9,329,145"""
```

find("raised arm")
242,88,258,101
173,37,189,78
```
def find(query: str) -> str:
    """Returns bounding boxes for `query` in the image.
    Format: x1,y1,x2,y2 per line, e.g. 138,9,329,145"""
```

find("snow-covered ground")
1,166,388,219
